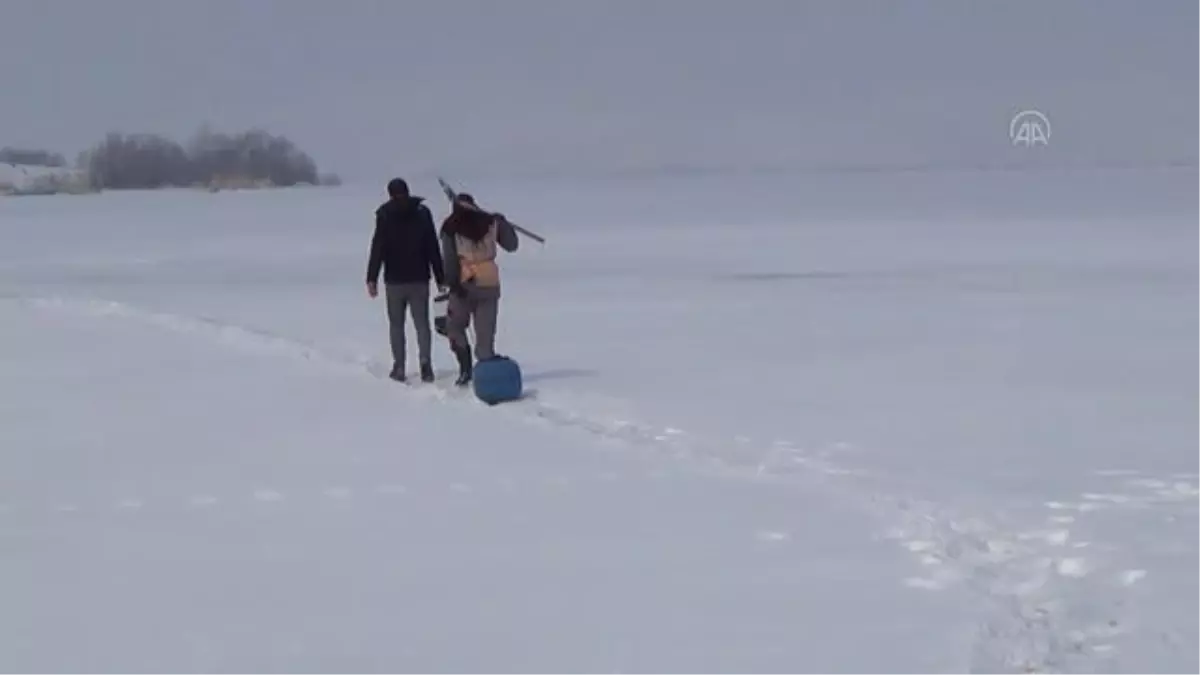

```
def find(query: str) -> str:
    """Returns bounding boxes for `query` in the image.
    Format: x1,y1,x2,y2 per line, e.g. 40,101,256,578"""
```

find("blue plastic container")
472,356,523,405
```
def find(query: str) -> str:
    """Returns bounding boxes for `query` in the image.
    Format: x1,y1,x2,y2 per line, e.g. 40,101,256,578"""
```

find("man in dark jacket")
367,178,446,382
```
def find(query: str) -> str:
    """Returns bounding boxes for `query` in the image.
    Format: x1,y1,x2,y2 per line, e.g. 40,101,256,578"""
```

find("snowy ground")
1,167,1196,673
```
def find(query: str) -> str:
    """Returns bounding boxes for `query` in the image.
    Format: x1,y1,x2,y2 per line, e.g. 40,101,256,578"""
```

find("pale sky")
1,0,1195,182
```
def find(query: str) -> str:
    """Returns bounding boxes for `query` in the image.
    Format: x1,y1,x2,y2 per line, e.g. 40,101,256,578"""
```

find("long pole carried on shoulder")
437,176,546,244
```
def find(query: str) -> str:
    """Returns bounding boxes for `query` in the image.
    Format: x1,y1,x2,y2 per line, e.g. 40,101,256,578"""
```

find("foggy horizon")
2,0,1196,183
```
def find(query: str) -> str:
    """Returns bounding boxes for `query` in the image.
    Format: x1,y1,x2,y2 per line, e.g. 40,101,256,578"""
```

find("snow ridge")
17,294,1193,673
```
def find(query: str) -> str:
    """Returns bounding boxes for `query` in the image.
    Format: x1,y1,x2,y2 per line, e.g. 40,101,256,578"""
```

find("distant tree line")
0,147,67,168
3,128,339,192
77,126,339,190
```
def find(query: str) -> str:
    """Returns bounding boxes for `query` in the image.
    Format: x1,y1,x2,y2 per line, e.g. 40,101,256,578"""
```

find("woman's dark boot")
453,343,473,387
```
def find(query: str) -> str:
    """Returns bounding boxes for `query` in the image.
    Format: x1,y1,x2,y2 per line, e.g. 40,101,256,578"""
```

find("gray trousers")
385,282,432,369
446,284,500,361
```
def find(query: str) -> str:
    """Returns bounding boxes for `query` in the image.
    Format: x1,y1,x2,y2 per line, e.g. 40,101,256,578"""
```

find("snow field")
1,168,1195,672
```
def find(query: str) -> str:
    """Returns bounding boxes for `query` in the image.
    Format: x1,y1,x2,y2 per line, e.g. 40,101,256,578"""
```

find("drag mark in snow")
14,296,858,485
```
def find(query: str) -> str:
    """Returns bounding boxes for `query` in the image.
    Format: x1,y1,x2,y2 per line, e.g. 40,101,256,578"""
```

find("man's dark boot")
388,363,406,383
419,361,435,383
452,344,473,387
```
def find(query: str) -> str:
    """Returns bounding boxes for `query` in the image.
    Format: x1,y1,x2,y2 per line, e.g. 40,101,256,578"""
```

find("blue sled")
472,356,523,406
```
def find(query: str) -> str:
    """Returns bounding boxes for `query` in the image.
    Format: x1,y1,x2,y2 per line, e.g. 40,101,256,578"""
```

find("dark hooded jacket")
367,196,446,286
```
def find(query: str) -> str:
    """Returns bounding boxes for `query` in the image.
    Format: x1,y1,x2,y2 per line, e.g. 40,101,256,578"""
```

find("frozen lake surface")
1,166,1195,672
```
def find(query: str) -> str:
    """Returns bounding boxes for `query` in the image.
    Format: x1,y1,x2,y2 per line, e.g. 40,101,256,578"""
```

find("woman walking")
439,193,520,386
